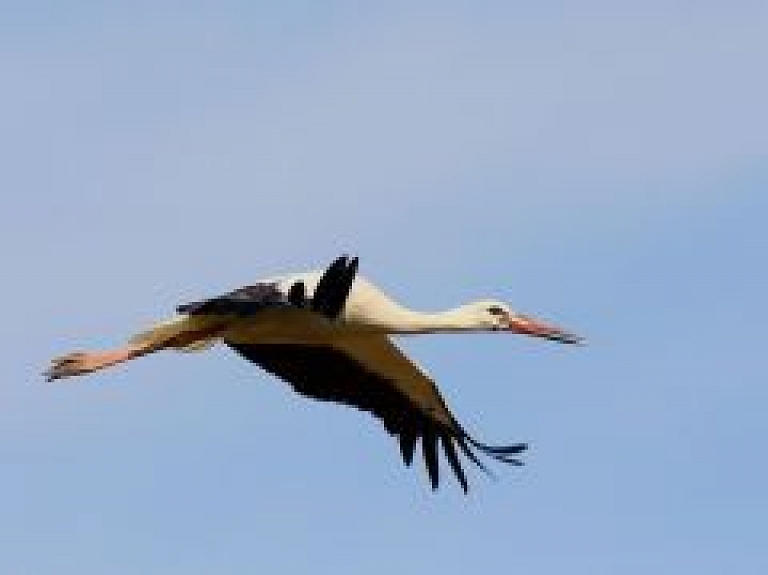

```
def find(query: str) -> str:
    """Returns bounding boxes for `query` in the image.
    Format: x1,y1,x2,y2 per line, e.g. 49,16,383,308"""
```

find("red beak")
507,314,584,344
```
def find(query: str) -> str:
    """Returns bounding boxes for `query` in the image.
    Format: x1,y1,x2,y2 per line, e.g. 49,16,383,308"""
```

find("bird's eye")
487,305,505,316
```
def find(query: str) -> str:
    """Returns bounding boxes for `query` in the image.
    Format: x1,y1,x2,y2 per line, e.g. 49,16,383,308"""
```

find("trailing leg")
44,343,155,382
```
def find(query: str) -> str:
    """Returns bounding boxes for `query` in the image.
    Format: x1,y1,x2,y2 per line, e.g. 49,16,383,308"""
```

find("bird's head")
463,300,583,344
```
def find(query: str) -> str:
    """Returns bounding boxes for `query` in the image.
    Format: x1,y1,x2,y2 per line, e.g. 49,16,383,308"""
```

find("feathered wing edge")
175,255,358,317
141,255,358,352
311,256,359,318
230,339,527,493
398,423,527,493
220,255,527,493
383,379,527,492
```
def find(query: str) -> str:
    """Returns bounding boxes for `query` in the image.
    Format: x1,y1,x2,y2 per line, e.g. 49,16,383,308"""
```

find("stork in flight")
45,256,582,492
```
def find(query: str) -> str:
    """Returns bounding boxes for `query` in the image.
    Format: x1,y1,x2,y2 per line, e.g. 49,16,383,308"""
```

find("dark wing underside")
227,342,527,492
176,256,358,319
176,254,525,492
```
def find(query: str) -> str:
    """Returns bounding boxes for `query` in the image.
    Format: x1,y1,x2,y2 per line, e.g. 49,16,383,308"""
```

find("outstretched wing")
227,335,526,492
177,256,358,320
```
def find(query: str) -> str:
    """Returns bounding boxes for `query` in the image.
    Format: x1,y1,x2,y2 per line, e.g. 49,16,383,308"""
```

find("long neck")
365,303,479,334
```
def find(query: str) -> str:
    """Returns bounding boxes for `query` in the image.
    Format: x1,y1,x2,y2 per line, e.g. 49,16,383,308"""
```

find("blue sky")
2,3,767,574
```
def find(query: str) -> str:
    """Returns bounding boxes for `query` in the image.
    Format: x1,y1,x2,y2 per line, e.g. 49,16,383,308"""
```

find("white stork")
45,256,582,492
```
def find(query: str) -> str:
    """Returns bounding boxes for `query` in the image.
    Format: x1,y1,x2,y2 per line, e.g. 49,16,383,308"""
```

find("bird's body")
46,256,581,492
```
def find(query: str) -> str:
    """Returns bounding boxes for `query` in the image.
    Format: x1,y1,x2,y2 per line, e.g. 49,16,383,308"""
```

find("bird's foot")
44,349,134,382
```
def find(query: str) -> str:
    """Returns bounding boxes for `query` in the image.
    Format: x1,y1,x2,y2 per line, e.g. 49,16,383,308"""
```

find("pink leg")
45,343,151,382
45,326,225,382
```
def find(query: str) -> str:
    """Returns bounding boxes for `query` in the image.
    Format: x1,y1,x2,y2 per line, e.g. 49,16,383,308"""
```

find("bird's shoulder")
263,271,380,300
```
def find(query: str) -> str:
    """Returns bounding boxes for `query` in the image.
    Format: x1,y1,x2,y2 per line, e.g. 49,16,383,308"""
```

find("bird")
45,255,582,492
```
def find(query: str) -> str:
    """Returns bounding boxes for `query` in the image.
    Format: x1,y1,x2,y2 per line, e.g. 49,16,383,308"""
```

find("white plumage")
45,256,581,491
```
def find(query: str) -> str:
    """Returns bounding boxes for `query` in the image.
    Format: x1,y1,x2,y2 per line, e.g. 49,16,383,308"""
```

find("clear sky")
2,2,767,574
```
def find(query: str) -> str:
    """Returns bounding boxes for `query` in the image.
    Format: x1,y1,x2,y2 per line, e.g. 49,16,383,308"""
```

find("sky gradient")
3,3,767,574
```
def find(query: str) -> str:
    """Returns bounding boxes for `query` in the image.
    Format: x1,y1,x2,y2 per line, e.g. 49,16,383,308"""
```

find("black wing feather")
177,283,288,316
177,255,357,319
176,254,524,491
287,281,307,308
441,435,469,493
399,431,418,467
421,428,440,490
227,343,526,492
312,256,358,318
